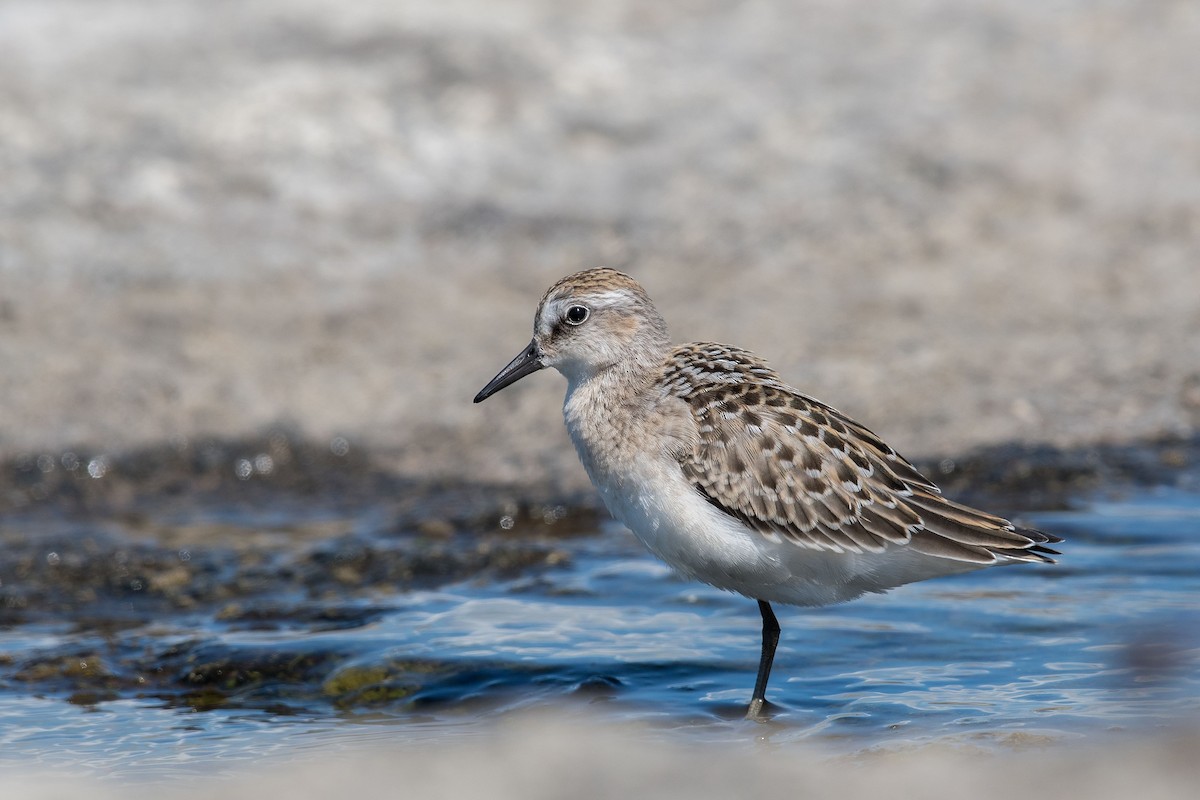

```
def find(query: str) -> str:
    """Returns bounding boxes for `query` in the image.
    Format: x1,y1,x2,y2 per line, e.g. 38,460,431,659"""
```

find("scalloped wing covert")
663,343,1060,565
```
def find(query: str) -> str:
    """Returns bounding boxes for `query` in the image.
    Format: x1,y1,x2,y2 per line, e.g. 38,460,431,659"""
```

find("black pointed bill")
473,339,545,403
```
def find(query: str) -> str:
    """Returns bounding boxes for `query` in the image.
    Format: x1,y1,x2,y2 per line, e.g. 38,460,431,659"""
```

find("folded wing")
663,343,1061,565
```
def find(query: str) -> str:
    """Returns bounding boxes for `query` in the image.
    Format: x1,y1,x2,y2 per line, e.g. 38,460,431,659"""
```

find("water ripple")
1,488,1198,775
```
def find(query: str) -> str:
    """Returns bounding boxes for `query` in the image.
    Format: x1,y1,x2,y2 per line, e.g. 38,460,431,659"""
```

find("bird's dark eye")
564,305,590,325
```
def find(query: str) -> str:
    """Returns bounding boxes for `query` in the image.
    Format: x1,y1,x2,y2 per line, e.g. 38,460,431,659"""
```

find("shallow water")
1,483,1198,779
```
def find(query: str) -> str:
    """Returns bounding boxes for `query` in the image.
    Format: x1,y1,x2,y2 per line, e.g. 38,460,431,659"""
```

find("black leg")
745,599,781,720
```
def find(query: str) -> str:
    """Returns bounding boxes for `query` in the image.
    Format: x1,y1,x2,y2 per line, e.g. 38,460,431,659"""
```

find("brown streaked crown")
537,267,652,312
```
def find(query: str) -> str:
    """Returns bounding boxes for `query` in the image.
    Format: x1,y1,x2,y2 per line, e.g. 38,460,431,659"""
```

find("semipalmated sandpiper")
474,268,1061,719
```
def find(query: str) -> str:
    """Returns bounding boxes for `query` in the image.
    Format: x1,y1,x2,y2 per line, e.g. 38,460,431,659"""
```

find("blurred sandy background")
3,0,1200,489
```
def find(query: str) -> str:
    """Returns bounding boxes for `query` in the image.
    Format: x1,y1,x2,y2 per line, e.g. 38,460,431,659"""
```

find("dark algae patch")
0,433,592,628
1,431,1198,717
0,433,600,713
0,523,574,630
321,659,452,710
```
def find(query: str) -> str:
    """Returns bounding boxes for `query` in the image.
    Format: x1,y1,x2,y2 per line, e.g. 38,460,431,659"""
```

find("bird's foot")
744,697,771,721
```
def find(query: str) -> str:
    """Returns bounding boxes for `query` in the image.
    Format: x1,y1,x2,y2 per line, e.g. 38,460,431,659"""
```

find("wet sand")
3,717,1199,800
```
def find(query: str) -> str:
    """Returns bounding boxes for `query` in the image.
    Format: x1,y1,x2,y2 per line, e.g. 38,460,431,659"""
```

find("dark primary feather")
663,343,1062,565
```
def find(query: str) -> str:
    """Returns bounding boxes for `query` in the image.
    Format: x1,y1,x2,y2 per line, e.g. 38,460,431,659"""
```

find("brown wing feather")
664,343,1061,564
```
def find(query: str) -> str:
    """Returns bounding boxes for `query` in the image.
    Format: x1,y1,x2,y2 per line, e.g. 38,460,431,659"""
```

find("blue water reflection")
1,487,1197,775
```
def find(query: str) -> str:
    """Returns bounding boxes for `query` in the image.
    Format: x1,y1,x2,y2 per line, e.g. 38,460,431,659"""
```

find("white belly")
595,457,787,588
591,456,984,608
